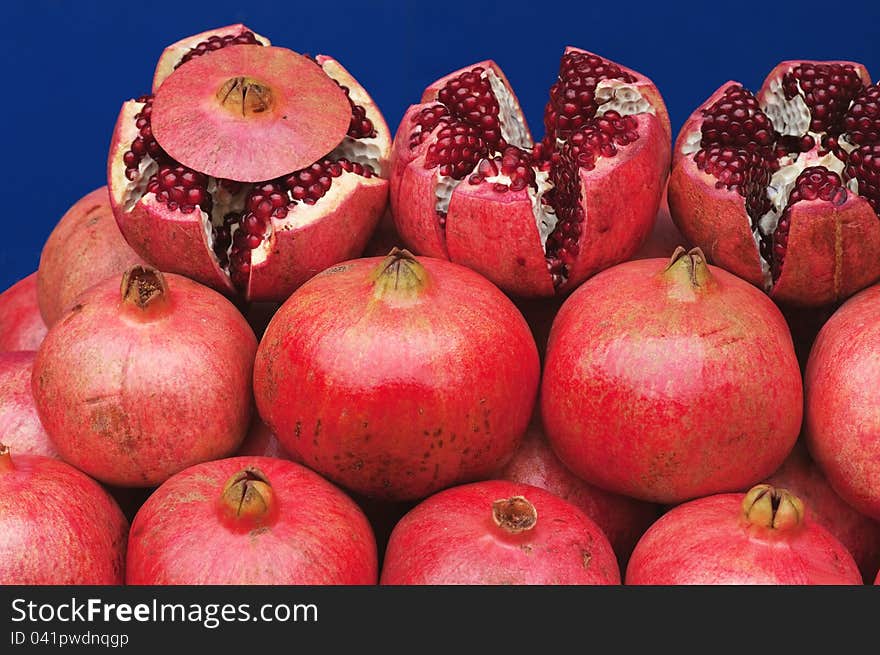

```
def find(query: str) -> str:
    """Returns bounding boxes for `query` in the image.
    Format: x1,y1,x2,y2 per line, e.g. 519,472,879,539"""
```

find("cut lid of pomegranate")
151,45,352,182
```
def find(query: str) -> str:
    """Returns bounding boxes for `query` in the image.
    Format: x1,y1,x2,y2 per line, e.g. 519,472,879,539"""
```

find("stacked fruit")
2,25,880,585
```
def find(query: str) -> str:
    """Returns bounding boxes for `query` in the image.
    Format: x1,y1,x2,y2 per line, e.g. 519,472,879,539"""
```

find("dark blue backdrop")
2,0,878,292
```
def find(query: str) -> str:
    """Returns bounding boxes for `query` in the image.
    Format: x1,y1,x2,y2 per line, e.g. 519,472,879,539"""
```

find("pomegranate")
805,282,880,521
631,184,690,260
499,421,659,568
0,273,47,352
37,186,145,327
380,480,620,584
108,25,390,303
541,247,803,504
0,444,128,584
668,61,880,307
126,456,377,584
389,48,671,298
32,266,257,487
626,484,862,584
253,248,540,501
235,414,295,461
765,440,880,583
0,352,56,458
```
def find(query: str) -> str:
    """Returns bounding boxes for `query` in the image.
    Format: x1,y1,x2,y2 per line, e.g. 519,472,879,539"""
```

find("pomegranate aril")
424,121,489,180
843,84,880,147
336,84,376,140
700,85,777,157
437,68,505,150
846,143,880,213
410,105,450,148
175,30,262,69
783,63,864,135
124,96,166,180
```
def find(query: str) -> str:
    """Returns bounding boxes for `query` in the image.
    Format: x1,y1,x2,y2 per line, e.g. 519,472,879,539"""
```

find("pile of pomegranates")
4,25,880,589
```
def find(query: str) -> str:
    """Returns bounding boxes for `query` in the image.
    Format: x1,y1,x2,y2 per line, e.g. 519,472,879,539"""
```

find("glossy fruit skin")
499,422,659,569
805,282,880,521
0,451,128,584
0,273,47,352
0,352,57,458
31,269,257,487
253,253,540,501
541,251,803,504
625,490,862,585
126,456,377,585
380,480,620,585
765,440,880,583
37,186,145,326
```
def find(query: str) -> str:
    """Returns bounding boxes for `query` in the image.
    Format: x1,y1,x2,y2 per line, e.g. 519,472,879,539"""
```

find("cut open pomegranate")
669,60,880,307
389,48,671,297
108,25,391,303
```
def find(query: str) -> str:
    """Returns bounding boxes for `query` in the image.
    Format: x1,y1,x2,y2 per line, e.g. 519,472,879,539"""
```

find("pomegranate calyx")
120,266,170,314
492,496,538,534
0,444,12,472
219,467,275,526
370,248,427,299
216,76,274,117
742,484,804,531
662,246,713,290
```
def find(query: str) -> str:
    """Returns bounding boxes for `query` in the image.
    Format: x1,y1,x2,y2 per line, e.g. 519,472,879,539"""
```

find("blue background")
1,0,878,292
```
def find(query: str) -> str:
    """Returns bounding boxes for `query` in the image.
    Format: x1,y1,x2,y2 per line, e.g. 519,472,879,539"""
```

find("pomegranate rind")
245,173,388,302
771,196,880,306
390,148,451,259
37,186,146,326
0,273,47,352
0,351,58,459
151,45,351,183
151,24,271,92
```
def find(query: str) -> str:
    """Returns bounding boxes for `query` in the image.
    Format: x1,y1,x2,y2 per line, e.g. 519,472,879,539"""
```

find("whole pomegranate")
380,480,620,584
668,60,880,307
541,247,803,504
499,421,659,568
805,282,880,521
0,352,56,458
253,248,540,501
235,415,295,461
0,444,128,584
765,440,880,583
37,186,145,326
108,25,390,303
0,273,47,352
390,48,671,297
32,265,257,487
626,484,862,584
126,456,377,584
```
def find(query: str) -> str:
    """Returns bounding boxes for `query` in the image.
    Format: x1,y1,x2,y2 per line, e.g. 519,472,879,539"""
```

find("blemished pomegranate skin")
626,485,862,585
126,456,378,585
0,445,128,584
380,480,620,585
0,273,47,352
254,249,540,501
0,351,57,458
541,247,803,504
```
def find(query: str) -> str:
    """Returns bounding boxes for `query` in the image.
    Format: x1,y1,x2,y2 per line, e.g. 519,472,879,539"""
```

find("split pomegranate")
541,247,802,504
805,282,880,521
126,456,377,584
108,25,390,303
0,444,128,584
37,186,145,327
32,266,257,487
253,248,540,501
389,47,671,297
669,60,880,307
626,484,862,584
498,422,659,568
0,273,47,352
0,352,56,458
765,440,880,583
380,480,620,584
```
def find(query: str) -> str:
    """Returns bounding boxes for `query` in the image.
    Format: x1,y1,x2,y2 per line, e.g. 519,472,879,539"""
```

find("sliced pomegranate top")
151,45,352,182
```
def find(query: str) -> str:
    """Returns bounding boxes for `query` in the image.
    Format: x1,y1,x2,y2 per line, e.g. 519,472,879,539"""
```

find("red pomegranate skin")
765,440,880,582
626,488,861,585
126,456,377,585
0,448,128,584
0,351,57,458
254,250,540,501
541,249,803,504
32,268,257,487
0,273,47,352
499,422,659,568
380,480,620,585
805,282,880,521
234,415,296,461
